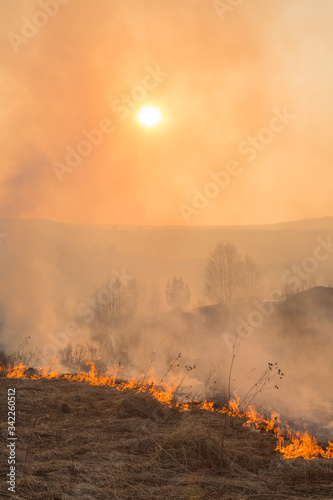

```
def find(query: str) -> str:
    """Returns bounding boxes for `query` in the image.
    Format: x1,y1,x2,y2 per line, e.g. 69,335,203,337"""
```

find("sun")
137,105,162,127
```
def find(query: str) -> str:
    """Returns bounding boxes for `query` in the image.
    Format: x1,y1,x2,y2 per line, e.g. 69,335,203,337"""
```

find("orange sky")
1,0,333,226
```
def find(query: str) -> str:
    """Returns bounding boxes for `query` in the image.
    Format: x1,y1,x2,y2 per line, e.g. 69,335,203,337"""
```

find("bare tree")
94,276,141,327
280,274,317,299
165,276,191,310
205,242,260,304
237,255,260,301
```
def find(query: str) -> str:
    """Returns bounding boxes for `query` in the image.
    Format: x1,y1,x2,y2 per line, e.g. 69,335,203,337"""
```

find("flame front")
3,363,332,460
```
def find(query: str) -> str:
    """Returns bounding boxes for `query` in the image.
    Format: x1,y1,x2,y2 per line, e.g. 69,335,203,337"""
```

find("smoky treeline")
0,219,333,432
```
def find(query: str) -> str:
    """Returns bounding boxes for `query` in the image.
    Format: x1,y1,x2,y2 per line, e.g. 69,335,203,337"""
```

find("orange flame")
3,363,332,460
6,363,27,378
198,400,214,411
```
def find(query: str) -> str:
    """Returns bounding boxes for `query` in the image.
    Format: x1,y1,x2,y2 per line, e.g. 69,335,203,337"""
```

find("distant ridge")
1,216,333,231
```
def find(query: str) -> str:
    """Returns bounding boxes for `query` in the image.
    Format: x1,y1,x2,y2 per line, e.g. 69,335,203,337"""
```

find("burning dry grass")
1,372,333,499
2,361,333,460
114,391,174,422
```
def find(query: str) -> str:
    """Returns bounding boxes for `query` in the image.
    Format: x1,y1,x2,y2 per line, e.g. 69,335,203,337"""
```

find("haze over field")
1,216,333,348
1,0,333,476
1,217,333,439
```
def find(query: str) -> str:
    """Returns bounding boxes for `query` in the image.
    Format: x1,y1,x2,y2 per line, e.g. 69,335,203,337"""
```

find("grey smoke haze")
0,219,333,436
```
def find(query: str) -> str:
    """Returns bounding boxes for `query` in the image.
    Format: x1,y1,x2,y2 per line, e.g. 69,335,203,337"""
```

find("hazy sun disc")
137,105,162,127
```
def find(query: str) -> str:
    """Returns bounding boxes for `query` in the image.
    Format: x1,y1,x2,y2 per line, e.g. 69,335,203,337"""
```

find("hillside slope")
1,376,333,500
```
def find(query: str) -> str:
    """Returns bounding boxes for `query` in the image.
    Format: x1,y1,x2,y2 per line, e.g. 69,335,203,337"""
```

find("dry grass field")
1,375,333,500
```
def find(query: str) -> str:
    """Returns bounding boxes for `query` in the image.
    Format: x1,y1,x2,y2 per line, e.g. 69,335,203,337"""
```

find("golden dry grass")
0,376,332,499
